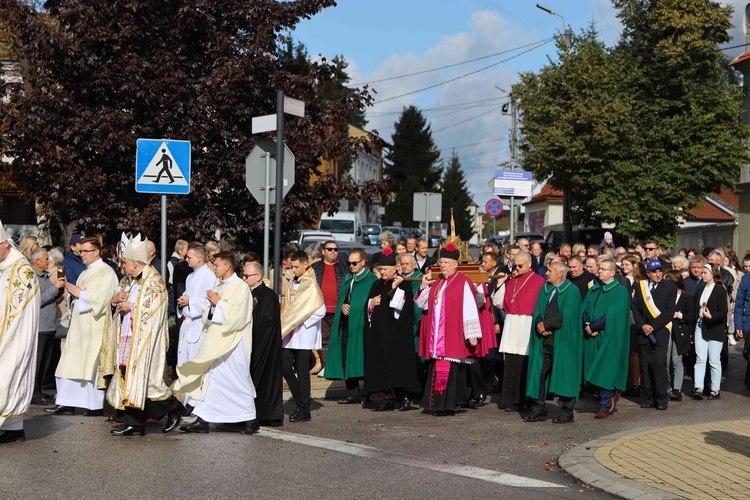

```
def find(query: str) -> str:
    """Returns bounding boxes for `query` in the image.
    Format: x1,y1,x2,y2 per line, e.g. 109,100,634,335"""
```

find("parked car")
298,230,335,251
362,223,382,246
318,210,362,243
487,231,545,248
545,227,627,251
383,226,412,241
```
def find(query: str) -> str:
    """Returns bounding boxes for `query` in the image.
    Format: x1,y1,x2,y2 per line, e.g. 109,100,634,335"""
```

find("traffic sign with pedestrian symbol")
135,139,191,194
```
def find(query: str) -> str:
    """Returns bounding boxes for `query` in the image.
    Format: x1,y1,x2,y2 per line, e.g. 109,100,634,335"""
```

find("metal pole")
273,90,284,295
510,196,515,244
263,152,271,278
423,193,429,244
160,195,167,278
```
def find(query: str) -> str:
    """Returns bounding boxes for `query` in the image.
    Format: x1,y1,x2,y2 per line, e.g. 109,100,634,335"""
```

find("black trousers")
531,341,575,417
116,395,181,427
501,353,528,405
283,348,311,412
639,341,669,405
35,333,56,393
340,324,361,398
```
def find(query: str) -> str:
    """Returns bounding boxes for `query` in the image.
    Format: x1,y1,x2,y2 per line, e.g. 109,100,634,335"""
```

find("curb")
558,429,681,500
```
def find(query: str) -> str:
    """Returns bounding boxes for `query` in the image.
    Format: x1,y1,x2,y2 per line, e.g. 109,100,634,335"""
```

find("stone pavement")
559,418,750,499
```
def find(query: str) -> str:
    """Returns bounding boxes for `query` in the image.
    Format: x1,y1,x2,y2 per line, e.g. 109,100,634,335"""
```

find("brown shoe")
608,390,620,414
594,409,610,419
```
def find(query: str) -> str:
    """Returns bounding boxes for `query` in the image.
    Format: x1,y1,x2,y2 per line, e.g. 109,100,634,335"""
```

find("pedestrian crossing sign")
135,139,191,194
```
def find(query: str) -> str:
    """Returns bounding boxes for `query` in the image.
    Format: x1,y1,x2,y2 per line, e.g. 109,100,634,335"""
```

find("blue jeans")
694,327,722,392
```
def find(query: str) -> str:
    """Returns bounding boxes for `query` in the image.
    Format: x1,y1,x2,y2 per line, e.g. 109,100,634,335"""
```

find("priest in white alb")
174,251,258,435
0,221,40,443
46,236,118,416
105,233,184,436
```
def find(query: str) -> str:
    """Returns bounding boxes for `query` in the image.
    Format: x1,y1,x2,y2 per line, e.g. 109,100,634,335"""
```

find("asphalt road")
4,345,749,499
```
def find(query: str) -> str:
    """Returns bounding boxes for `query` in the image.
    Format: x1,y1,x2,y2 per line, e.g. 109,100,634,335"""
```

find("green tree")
440,151,475,240
514,1,748,245
0,0,386,248
384,105,442,226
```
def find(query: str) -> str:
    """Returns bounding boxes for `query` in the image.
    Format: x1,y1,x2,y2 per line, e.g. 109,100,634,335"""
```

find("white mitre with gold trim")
123,233,148,264
0,219,10,244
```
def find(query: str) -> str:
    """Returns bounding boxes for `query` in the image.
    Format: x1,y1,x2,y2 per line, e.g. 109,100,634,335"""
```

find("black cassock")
364,279,421,395
250,283,284,422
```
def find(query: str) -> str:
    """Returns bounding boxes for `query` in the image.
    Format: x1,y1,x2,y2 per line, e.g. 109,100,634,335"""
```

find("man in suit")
414,237,435,273
632,258,677,410
530,242,545,275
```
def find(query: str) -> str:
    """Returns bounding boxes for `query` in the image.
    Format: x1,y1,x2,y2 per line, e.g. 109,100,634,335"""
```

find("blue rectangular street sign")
135,139,191,194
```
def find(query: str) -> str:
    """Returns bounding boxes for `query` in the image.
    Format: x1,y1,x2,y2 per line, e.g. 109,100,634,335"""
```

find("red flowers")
383,247,393,256
445,243,456,252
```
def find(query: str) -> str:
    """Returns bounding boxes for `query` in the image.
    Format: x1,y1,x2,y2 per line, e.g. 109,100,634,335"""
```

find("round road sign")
485,198,504,217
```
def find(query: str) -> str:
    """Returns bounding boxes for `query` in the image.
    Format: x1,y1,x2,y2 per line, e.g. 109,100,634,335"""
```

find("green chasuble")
325,268,378,380
526,279,582,399
582,279,631,391
405,269,423,341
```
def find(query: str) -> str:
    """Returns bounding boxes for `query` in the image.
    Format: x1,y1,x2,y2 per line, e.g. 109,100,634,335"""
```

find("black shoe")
503,404,520,412
669,390,682,401
258,419,284,427
523,411,547,422
180,419,210,433
44,405,75,415
553,415,574,424
708,391,720,400
692,389,704,400
83,409,103,417
397,396,413,412
432,409,455,417
373,400,394,412
624,385,642,397
182,403,194,417
111,425,145,437
656,403,668,410
30,397,48,406
240,420,260,435
289,411,311,422
640,400,655,408
163,404,184,433
0,429,25,443
337,396,361,405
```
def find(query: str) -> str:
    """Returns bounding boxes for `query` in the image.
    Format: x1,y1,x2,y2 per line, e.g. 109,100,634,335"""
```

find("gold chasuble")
280,267,324,339
56,260,118,383
173,275,254,400
106,265,172,410
0,248,40,427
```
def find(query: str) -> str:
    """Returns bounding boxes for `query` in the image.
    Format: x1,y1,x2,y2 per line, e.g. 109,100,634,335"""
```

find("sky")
293,0,749,212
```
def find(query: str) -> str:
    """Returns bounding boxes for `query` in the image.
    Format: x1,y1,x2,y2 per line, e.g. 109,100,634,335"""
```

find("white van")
318,211,362,243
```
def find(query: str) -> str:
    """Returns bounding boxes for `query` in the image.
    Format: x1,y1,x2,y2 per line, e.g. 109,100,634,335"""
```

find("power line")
368,96,506,117
351,38,555,86
432,105,503,133
373,39,553,104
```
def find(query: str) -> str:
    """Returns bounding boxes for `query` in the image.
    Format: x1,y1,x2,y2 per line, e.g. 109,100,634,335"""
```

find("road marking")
261,429,565,489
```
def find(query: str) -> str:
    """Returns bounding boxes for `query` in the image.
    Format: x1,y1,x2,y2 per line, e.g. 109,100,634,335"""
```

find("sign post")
136,139,191,278
485,198,504,236
413,192,442,240
493,168,532,244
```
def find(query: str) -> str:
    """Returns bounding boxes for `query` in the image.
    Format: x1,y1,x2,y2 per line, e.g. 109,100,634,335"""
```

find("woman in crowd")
692,263,728,400
671,255,690,280
394,240,408,255
663,270,694,401
205,240,220,271
19,234,39,259
621,254,644,396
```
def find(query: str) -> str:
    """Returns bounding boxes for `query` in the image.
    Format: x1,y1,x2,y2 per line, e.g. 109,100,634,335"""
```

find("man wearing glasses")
325,248,378,405
175,243,216,415
242,258,283,427
311,240,348,375
47,237,119,416
632,258,677,410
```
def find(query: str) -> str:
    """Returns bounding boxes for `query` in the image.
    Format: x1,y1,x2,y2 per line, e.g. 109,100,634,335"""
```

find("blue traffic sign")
136,139,191,194
485,198,504,217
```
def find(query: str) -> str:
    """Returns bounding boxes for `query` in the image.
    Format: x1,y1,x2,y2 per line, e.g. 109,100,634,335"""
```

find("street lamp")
537,3,573,244
536,3,571,51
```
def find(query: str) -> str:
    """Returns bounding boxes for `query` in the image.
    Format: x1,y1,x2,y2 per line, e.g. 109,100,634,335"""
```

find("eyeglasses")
645,247,657,251
347,259,363,266
80,249,97,254
325,247,339,252
243,273,259,279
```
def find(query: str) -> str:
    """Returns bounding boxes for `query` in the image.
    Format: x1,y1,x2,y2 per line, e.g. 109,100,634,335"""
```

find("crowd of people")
2,221,749,444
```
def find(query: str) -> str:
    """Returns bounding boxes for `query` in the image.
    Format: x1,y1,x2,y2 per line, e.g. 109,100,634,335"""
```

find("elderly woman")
370,230,397,270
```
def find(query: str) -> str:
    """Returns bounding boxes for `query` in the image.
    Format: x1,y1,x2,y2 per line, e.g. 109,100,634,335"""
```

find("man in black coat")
632,258,677,410
242,258,284,427
567,256,595,301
